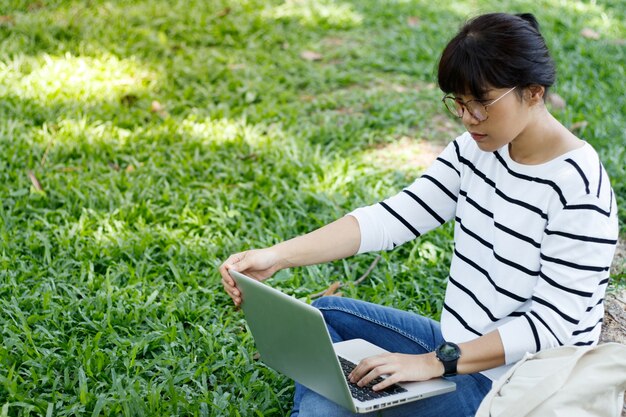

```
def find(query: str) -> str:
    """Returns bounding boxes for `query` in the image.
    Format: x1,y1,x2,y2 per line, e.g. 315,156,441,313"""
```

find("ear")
525,85,545,105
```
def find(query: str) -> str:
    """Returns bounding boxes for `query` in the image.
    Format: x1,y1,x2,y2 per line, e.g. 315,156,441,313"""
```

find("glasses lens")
467,101,488,121
443,97,463,118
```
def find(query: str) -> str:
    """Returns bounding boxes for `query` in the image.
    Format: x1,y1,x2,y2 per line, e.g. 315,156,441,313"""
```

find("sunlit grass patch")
178,115,283,148
361,136,446,176
0,53,157,105
543,0,626,39
263,0,364,29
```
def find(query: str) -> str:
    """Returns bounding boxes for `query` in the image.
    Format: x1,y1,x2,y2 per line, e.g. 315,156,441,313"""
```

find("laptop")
229,270,456,413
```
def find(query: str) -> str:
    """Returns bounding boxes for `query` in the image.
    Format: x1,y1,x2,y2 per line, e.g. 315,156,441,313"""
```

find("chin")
475,142,501,153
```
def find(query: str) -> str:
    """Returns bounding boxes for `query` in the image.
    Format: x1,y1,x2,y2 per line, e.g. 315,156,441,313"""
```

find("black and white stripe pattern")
350,132,618,381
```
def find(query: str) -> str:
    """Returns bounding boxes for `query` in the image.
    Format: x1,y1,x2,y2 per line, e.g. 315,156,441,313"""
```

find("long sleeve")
349,138,462,253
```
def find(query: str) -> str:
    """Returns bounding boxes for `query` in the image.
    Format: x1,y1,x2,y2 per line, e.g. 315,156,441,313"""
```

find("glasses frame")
442,86,517,122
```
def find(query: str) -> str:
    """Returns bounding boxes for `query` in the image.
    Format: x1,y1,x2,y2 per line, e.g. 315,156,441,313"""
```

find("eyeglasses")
442,86,517,122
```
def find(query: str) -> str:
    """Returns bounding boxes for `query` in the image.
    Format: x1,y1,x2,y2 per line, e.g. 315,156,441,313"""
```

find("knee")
311,295,348,310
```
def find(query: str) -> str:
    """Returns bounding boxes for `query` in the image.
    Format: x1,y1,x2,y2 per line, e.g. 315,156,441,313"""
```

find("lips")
470,132,487,141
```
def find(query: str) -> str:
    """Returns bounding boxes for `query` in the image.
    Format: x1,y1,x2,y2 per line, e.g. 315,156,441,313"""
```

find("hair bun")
516,13,540,30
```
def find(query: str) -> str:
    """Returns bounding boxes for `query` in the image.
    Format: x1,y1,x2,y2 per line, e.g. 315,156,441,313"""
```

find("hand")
348,352,444,391
219,248,285,306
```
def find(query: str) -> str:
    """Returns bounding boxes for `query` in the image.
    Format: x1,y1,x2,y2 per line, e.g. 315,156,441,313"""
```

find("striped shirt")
349,132,619,380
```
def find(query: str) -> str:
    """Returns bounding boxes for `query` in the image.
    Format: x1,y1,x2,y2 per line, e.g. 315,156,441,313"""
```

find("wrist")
269,244,293,271
427,352,446,378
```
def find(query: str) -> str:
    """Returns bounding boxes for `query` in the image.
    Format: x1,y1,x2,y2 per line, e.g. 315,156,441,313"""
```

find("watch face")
438,342,460,360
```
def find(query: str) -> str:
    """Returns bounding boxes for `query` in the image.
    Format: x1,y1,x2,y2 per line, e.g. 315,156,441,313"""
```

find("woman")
219,12,618,417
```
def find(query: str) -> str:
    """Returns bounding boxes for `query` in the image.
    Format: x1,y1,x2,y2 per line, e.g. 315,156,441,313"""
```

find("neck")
508,105,582,165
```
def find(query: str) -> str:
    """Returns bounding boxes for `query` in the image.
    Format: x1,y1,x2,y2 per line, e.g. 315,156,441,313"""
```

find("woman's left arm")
349,330,504,391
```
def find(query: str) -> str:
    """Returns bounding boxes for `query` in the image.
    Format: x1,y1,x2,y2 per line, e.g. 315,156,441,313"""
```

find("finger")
349,355,388,382
219,253,247,284
221,277,242,306
219,271,233,287
229,253,254,274
221,277,239,297
365,364,401,389
348,361,369,381
372,373,401,391
357,365,393,387
219,263,235,285
222,278,239,295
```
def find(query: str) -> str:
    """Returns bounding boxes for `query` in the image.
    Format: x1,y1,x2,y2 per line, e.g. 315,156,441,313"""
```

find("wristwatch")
435,341,461,377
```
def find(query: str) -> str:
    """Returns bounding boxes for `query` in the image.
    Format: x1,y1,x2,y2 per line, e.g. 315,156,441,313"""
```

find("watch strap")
441,358,458,377
436,342,461,377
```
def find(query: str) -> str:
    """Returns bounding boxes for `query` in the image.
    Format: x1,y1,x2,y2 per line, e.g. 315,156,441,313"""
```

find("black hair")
437,13,556,99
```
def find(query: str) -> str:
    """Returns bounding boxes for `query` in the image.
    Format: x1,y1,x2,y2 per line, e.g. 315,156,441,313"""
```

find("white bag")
476,343,626,417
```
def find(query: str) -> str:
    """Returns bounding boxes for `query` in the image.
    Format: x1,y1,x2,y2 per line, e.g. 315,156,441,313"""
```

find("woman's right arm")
219,215,361,306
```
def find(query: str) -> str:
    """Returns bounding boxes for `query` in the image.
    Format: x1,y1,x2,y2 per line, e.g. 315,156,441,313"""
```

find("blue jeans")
290,297,492,417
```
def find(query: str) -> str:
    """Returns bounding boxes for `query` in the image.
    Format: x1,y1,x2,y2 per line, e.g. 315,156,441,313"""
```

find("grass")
0,0,624,415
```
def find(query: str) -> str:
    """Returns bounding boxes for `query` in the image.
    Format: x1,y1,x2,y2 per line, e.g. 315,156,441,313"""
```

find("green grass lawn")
0,0,624,415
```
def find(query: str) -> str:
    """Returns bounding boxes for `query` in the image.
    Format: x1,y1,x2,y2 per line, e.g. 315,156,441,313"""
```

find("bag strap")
492,347,591,417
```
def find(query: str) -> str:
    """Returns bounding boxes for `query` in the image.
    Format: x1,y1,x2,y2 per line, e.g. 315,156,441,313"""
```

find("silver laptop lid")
230,270,355,411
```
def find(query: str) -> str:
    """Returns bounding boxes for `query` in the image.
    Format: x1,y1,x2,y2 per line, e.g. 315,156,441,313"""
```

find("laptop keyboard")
338,356,407,402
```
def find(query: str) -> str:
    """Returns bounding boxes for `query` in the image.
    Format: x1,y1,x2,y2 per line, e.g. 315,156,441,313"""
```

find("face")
456,87,531,152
